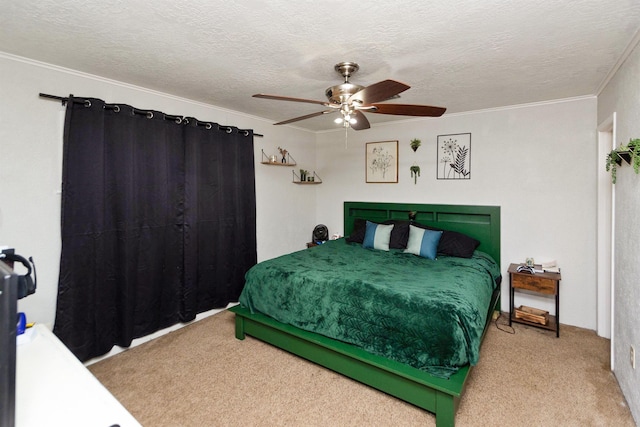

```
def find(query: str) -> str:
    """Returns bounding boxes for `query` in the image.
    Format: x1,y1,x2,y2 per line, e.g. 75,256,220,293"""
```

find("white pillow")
404,225,443,260
362,221,394,251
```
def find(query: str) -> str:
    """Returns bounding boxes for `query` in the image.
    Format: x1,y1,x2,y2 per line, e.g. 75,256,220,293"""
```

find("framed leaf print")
366,140,398,183
437,133,471,180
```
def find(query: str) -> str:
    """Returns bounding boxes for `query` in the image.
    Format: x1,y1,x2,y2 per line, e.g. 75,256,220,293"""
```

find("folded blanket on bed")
238,238,501,378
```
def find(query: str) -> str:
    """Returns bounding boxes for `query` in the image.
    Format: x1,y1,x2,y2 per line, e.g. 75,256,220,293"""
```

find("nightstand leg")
556,291,560,338
509,277,514,327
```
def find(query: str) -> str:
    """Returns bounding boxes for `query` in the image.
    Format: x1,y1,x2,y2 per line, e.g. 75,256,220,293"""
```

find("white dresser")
16,325,141,427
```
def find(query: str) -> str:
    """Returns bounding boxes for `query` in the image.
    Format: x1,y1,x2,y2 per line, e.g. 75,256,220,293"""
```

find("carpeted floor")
89,310,636,426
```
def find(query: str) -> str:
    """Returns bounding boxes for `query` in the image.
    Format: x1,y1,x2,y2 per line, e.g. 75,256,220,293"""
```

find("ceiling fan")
253,62,446,131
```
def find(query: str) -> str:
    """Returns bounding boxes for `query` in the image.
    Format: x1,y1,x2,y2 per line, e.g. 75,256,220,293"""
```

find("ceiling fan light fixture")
253,62,445,131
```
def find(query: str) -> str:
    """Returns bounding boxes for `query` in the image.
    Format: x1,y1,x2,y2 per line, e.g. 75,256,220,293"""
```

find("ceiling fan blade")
350,110,370,130
273,110,335,125
370,103,446,117
253,94,329,106
348,80,410,105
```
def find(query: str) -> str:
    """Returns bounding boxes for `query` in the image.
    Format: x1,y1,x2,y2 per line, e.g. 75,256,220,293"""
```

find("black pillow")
346,218,410,249
412,222,480,258
382,220,410,249
438,230,480,258
345,218,367,243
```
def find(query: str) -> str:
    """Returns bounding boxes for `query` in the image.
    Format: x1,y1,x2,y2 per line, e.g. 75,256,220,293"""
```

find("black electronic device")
0,253,36,299
516,264,535,274
312,224,329,243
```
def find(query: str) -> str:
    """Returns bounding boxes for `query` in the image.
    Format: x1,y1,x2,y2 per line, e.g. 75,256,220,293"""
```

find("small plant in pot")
410,138,421,152
410,165,421,184
606,138,640,184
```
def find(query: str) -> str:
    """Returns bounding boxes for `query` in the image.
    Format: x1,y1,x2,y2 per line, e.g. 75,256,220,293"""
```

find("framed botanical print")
437,133,471,180
366,140,398,183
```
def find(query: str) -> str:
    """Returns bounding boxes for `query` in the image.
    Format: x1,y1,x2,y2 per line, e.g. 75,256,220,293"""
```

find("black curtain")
53,97,256,361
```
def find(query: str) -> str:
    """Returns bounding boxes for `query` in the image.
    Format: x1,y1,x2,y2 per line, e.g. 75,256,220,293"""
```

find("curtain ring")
226,127,232,134
242,130,249,137
205,123,212,130
163,113,179,123
84,100,91,108
146,111,154,119
113,105,120,113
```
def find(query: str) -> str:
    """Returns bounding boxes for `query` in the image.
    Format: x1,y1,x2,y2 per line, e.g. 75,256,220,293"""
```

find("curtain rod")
38,93,264,138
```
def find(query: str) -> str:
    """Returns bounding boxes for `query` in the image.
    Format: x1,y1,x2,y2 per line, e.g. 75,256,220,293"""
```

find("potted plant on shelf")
606,138,640,184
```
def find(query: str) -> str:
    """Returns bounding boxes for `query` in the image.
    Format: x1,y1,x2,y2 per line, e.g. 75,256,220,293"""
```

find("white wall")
0,52,608,369
598,41,640,423
0,53,316,331
315,97,598,330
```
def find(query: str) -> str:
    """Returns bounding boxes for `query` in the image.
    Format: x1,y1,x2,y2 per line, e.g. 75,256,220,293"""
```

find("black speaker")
0,253,36,300
312,224,328,243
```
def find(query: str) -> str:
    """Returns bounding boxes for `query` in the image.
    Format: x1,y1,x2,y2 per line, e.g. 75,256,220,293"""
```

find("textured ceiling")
2,0,639,131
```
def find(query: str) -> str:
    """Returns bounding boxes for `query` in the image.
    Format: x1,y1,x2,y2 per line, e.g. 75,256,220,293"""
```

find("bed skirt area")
229,284,500,427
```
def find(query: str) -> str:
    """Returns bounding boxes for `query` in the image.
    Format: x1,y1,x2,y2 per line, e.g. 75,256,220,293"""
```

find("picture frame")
437,133,471,180
366,140,398,183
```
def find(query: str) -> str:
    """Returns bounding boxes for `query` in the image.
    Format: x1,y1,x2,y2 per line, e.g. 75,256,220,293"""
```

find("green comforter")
238,238,501,377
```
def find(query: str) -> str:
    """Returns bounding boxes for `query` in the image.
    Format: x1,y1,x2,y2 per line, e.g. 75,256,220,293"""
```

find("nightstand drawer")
512,274,557,294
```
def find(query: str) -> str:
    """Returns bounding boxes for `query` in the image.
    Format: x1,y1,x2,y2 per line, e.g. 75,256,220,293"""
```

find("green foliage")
606,138,640,184
605,151,620,184
410,165,420,184
630,138,640,174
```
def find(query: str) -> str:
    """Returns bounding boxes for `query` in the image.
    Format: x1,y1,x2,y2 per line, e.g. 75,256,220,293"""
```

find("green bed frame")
230,202,501,426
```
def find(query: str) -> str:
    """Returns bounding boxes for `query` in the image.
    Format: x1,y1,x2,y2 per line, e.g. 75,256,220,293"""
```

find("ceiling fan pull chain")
344,126,348,149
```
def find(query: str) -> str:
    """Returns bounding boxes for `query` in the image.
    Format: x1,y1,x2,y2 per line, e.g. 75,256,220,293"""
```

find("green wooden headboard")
343,201,501,263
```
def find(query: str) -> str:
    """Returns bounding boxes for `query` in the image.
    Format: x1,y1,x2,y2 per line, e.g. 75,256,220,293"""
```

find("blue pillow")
404,225,443,260
362,221,394,251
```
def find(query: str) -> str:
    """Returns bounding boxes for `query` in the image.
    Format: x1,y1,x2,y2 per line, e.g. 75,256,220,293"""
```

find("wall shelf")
293,170,322,184
261,149,296,166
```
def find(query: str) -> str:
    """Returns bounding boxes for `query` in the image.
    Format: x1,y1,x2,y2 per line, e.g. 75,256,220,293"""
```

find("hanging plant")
629,138,640,174
606,138,640,184
410,165,421,184
605,150,621,184
410,138,421,152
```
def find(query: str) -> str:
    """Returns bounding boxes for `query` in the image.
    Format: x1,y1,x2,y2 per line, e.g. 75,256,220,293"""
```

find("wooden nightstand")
508,263,562,337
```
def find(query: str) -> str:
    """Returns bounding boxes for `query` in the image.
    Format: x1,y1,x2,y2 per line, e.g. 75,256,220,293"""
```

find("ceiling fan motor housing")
325,83,365,104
